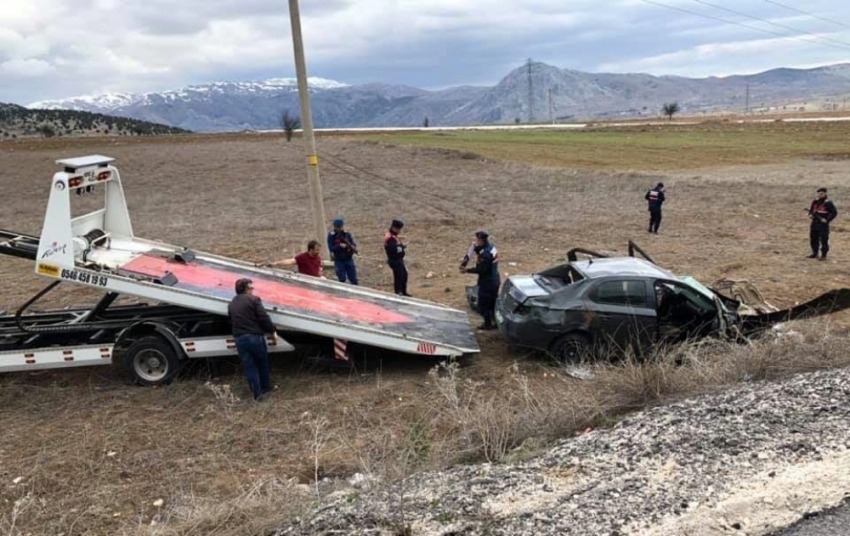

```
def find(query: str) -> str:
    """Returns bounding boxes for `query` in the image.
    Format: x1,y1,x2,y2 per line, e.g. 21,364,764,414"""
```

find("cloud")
0,58,53,77
1,0,850,104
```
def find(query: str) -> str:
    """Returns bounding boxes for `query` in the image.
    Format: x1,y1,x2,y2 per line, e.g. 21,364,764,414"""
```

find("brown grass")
1,321,849,535
1,129,850,534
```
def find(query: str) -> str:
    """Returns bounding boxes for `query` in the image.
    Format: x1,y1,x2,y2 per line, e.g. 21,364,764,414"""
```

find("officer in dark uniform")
327,218,358,284
807,187,838,260
645,182,666,233
461,231,501,330
384,219,410,296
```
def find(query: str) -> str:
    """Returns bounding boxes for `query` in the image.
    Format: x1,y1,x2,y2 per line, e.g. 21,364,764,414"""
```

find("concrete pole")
288,0,327,243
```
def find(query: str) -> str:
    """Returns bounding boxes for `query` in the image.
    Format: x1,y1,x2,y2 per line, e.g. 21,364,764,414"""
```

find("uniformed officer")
645,182,666,233
384,219,410,296
807,187,838,260
327,218,358,284
460,231,501,330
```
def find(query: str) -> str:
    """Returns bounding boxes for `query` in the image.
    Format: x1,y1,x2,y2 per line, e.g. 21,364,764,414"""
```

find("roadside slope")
278,367,850,536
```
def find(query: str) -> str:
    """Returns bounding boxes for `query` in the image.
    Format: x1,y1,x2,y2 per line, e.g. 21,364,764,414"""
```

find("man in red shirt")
271,240,324,277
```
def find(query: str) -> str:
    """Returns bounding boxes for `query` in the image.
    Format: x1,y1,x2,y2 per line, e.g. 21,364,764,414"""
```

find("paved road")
773,501,850,536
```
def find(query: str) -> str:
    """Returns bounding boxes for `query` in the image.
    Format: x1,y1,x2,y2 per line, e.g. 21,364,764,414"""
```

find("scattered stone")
275,368,850,536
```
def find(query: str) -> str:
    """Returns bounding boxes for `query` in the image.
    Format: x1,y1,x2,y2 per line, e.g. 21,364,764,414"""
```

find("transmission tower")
527,58,534,123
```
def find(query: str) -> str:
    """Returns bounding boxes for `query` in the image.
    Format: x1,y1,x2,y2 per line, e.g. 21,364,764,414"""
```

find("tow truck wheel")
550,333,591,365
124,336,182,386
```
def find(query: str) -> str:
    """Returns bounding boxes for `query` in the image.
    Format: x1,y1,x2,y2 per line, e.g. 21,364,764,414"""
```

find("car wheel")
550,333,591,365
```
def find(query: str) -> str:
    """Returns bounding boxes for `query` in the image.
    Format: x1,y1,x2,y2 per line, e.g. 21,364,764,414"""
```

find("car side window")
592,280,648,307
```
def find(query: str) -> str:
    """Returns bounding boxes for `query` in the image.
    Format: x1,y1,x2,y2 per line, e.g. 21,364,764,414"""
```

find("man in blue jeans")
327,218,359,284
227,278,277,401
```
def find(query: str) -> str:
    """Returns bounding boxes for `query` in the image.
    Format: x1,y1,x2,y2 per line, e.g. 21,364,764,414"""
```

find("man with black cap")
460,231,501,330
807,187,838,260
327,218,358,285
228,278,277,401
384,219,410,296
645,182,666,233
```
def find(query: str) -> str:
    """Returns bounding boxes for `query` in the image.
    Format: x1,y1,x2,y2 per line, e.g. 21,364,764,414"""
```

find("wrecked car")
491,242,850,363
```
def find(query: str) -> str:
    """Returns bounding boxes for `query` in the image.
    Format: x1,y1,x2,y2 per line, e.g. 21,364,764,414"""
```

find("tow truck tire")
124,336,183,386
550,333,591,365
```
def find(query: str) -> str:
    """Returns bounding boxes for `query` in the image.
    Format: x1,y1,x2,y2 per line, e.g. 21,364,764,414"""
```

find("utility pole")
288,0,327,243
527,58,534,123
745,84,750,115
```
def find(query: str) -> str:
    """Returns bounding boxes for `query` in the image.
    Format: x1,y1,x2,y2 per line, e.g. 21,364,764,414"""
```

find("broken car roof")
571,257,677,280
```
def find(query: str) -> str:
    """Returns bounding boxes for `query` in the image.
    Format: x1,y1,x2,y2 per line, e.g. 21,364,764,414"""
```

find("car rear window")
593,280,648,307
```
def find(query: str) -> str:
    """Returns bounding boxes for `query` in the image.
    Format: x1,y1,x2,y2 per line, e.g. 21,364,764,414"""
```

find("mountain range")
28,63,850,132
0,103,188,138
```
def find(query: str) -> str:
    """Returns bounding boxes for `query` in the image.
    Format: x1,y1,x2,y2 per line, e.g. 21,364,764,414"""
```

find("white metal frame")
31,155,478,358
0,334,293,374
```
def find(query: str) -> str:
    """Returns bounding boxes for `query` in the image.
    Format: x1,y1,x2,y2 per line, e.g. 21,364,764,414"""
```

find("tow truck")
0,156,479,385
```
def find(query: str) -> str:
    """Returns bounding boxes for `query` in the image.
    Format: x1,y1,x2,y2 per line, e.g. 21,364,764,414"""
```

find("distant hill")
25,63,850,132
0,103,190,139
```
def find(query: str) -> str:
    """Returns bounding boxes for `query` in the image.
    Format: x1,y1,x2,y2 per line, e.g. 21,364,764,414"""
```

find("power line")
639,0,850,52
690,0,850,49
762,0,850,31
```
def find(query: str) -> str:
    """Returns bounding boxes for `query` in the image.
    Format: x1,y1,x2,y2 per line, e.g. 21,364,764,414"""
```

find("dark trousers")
388,259,408,295
810,224,830,256
649,209,662,233
478,290,498,327
334,258,358,285
234,334,271,400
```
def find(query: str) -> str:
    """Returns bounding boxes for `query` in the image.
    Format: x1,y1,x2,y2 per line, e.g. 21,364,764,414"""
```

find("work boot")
806,253,818,259
819,255,827,262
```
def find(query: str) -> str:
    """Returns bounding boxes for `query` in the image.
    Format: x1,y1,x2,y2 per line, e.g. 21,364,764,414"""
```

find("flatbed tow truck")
0,156,479,385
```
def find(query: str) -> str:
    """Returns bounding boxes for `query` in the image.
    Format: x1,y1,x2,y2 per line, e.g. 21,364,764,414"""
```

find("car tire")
123,336,183,386
550,333,591,365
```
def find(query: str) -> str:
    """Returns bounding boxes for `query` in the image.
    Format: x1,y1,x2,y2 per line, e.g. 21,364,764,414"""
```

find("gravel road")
277,367,850,536
771,500,850,536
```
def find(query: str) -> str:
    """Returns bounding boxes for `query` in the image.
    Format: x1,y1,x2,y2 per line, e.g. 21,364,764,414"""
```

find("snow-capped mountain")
24,63,850,132
29,77,348,113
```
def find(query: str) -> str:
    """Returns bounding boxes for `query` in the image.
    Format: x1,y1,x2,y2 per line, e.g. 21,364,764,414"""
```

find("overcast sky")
3,0,850,104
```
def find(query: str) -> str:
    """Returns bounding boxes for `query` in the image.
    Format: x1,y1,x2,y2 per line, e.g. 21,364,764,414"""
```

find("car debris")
487,241,850,363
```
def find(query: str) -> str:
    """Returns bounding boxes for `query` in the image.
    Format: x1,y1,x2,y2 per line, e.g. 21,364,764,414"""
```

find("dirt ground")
1,131,849,535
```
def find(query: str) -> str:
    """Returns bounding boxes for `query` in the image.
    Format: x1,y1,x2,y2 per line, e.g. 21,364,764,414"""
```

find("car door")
653,279,720,343
587,279,656,354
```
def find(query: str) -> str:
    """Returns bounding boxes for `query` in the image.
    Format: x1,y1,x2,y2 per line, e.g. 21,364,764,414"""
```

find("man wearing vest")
327,218,358,285
807,187,838,261
460,231,501,330
384,219,410,296
645,182,666,233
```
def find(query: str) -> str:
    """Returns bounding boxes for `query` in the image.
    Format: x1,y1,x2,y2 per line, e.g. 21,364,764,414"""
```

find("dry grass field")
1,122,849,535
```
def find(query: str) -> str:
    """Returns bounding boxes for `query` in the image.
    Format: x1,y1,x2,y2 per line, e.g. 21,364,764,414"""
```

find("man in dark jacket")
807,187,838,260
228,278,276,401
645,182,666,233
384,219,410,296
461,231,501,330
327,218,358,285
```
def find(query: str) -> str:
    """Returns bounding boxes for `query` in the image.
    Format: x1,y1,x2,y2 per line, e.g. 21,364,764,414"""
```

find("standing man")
645,182,666,234
460,231,501,330
327,218,358,285
227,278,276,401
807,187,838,261
384,219,410,296
270,240,323,277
